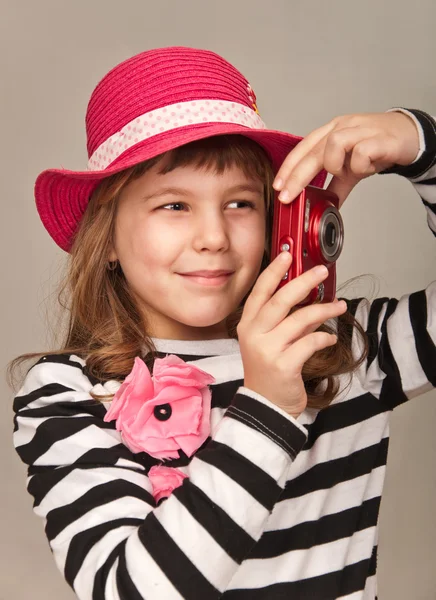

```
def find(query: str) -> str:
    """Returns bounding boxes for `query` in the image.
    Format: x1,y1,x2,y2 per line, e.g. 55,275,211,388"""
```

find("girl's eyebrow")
142,187,192,201
227,183,264,195
142,183,263,202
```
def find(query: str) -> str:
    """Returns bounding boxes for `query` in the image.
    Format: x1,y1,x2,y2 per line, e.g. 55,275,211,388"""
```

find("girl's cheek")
236,216,265,244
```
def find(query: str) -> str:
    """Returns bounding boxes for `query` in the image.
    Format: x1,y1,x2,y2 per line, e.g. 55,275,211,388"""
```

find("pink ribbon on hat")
88,99,266,171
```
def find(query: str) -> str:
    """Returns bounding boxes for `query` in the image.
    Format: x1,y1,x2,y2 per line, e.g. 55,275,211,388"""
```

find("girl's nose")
192,212,230,253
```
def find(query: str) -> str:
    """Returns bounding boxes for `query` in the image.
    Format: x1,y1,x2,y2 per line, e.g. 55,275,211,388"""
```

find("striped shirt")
13,108,436,600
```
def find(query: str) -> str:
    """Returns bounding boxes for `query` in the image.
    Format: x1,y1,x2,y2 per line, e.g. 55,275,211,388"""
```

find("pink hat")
35,46,327,252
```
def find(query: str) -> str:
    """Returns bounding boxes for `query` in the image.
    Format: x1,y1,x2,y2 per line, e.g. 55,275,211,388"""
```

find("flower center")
153,403,172,421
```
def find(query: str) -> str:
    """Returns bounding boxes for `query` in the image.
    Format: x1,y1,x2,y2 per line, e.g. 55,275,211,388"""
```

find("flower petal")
122,420,181,459
104,357,154,424
149,466,188,502
120,430,146,454
174,386,212,457
148,392,203,438
153,355,215,393
103,378,130,422
139,435,181,460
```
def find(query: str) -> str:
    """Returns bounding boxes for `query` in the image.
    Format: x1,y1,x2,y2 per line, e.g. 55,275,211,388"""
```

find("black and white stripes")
12,108,436,600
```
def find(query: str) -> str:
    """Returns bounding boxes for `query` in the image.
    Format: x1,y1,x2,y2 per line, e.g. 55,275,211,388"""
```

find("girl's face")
109,157,267,340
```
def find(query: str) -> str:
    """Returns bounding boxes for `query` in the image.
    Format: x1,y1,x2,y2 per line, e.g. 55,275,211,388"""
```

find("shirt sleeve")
342,108,436,409
13,353,307,600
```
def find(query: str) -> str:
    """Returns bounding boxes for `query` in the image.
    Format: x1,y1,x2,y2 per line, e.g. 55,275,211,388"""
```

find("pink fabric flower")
103,355,215,459
148,465,188,503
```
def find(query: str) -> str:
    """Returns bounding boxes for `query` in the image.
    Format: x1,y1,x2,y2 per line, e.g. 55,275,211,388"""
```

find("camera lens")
326,222,336,248
319,207,344,261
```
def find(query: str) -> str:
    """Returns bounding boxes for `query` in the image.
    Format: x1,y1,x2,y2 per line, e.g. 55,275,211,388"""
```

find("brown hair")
7,135,369,410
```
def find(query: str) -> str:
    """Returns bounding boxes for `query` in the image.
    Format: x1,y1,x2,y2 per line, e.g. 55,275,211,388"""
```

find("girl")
8,46,435,600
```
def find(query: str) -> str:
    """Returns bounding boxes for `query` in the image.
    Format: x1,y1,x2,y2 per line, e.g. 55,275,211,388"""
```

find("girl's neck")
149,336,240,356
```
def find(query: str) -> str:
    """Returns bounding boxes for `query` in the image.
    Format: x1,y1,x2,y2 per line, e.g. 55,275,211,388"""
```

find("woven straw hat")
35,46,327,252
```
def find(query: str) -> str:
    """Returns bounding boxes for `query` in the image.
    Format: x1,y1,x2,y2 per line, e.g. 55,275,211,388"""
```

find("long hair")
7,135,369,410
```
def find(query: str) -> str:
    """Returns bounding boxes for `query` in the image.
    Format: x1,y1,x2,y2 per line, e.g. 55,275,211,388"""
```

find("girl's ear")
107,246,118,262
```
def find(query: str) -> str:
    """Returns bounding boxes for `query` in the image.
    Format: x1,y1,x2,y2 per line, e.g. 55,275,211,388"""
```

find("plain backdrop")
2,1,435,598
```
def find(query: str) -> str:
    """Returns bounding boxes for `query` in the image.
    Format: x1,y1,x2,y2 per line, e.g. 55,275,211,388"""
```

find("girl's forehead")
142,160,264,189
118,163,265,209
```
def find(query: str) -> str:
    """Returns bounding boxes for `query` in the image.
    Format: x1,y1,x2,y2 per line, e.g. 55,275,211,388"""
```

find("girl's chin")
171,302,239,327
177,313,230,328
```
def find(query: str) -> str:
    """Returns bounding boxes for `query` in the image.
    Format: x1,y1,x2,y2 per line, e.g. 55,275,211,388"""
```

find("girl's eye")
228,201,256,209
160,202,186,211
159,201,256,211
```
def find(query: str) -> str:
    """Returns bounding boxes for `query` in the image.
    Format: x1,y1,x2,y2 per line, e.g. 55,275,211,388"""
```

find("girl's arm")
13,354,307,600
344,109,436,408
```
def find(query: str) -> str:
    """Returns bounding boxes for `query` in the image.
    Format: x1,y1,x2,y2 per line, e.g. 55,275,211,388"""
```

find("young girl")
8,46,435,600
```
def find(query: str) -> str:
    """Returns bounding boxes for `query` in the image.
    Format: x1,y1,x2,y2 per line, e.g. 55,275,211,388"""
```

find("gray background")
2,0,435,598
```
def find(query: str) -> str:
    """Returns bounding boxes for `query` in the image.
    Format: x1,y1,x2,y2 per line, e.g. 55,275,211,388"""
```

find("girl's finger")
327,134,394,206
347,134,396,174
279,331,339,374
322,126,370,174
273,300,347,347
273,120,336,191
254,264,330,333
276,139,328,203
241,251,293,322
279,126,381,205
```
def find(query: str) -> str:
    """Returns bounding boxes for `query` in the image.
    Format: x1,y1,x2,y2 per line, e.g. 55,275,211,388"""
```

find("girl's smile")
178,272,234,286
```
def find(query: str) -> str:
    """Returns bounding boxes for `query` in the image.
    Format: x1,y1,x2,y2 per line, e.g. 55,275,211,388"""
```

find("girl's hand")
238,251,348,419
273,111,420,208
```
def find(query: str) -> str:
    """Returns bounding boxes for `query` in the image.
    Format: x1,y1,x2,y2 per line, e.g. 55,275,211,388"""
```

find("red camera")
270,186,344,306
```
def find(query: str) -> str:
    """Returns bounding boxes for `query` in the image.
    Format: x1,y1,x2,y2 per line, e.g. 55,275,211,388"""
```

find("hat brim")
35,122,328,252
